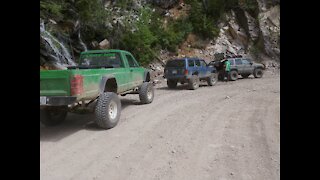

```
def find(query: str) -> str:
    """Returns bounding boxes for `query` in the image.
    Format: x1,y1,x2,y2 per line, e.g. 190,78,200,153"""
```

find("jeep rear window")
166,60,185,67
80,52,124,68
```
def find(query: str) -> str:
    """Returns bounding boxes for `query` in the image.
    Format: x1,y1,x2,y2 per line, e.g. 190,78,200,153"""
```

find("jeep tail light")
184,69,188,75
71,75,83,96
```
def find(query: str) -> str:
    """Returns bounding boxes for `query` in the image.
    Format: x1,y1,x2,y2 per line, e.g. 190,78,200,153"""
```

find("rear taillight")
71,75,83,96
184,69,188,75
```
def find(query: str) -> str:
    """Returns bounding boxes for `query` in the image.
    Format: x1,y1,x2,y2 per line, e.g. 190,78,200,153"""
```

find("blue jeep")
164,58,217,90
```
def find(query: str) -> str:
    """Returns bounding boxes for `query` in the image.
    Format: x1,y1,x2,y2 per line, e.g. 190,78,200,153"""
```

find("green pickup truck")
40,49,154,129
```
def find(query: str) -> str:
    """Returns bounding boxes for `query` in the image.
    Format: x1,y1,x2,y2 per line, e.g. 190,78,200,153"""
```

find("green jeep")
40,49,154,129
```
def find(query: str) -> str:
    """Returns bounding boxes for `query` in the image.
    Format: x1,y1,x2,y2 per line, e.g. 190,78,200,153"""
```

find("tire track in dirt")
40,72,280,180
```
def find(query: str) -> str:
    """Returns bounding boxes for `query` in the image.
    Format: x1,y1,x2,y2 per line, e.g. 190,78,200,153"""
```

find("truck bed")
40,70,71,96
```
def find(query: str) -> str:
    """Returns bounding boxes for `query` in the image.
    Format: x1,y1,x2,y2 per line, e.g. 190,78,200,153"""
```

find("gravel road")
40,70,280,180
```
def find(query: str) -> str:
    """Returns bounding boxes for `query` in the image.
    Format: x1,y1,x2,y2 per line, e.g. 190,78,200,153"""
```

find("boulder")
99,39,110,49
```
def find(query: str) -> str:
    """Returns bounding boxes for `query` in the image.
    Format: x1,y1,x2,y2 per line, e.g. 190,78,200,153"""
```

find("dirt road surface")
40,70,280,180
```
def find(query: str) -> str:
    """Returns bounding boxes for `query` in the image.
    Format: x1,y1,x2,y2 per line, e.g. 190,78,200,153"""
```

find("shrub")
188,0,219,39
157,17,193,52
119,8,158,66
40,0,65,20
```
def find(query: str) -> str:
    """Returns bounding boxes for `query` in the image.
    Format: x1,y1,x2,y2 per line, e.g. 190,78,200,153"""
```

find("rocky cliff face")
40,0,280,72
209,3,280,62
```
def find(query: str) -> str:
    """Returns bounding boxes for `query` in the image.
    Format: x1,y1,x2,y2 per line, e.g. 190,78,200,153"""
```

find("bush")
188,0,219,39
40,0,65,20
119,8,193,65
238,0,259,17
157,18,193,52
74,0,106,23
119,8,158,66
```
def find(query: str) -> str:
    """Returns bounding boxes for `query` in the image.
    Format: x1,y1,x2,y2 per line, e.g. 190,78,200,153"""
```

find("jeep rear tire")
188,75,200,90
40,106,68,126
207,73,218,86
253,68,263,78
167,79,177,88
95,92,121,129
229,70,238,81
139,82,154,104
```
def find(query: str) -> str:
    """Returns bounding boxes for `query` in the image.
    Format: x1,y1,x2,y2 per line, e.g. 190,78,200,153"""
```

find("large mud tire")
95,92,121,129
139,82,154,104
207,73,218,86
188,75,200,90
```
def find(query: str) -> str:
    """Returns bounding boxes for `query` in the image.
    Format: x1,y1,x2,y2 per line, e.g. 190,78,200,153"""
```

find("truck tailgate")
165,67,186,76
40,70,71,96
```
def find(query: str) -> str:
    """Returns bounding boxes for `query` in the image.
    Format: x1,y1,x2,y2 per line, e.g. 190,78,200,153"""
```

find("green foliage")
40,0,65,20
114,0,131,9
205,0,226,19
74,0,106,24
188,0,219,39
40,0,263,66
158,18,193,52
238,0,259,17
119,9,158,66
119,8,192,65
40,0,109,42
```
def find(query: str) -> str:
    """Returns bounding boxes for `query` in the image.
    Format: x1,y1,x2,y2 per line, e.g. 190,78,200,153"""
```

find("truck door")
194,59,202,77
242,59,254,74
200,60,210,78
235,58,244,73
108,52,128,92
124,54,144,88
187,59,196,75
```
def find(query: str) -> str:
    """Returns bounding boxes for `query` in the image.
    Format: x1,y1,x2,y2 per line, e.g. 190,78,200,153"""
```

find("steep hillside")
40,0,280,70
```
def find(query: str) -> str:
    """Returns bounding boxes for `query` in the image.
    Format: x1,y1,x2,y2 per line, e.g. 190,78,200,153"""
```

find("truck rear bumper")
40,96,77,106
166,75,193,83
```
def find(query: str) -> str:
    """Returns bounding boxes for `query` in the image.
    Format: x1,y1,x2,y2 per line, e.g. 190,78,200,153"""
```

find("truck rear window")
166,60,185,68
80,53,124,68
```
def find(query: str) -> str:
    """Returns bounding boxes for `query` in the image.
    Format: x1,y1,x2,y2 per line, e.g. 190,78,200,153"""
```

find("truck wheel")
95,92,121,129
188,75,200,90
40,106,68,126
167,79,177,88
229,70,238,81
207,73,218,86
139,82,154,104
241,74,250,78
253,69,263,78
